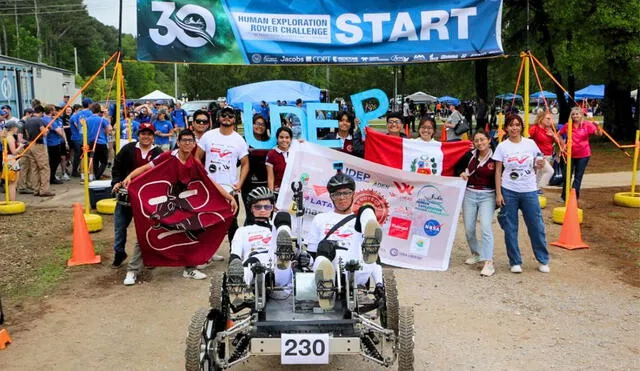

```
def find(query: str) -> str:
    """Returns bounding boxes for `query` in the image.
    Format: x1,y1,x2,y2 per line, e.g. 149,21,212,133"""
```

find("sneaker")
315,258,336,310
465,255,482,265
18,188,34,194
62,174,70,181
538,264,550,273
275,227,295,270
123,271,137,286
227,259,245,285
196,254,225,269
111,251,128,269
510,265,523,273
183,268,207,280
362,219,382,264
211,254,225,261
480,262,495,277
38,191,56,197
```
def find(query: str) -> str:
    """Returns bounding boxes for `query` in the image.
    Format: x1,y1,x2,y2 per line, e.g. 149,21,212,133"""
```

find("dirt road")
1,204,638,370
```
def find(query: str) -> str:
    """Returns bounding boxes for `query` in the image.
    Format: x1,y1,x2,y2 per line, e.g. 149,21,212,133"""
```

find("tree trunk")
603,81,635,140
474,59,488,101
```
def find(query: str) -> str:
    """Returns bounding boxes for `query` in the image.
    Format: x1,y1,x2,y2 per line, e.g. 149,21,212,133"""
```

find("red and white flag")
364,127,471,176
129,156,233,267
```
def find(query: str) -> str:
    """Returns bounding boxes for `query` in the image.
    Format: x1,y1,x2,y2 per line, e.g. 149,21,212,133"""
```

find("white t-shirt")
403,102,410,117
306,211,362,262
198,128,249,186
492,137,542,193
230,224,275,266
413,137,437,143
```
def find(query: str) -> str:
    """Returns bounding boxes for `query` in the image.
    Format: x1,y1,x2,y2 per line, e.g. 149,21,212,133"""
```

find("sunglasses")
221,113,235,119
194,119,208,124
252,204,274,211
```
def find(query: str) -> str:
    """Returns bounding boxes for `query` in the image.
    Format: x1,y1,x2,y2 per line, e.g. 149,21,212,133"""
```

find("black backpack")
454,116,470,136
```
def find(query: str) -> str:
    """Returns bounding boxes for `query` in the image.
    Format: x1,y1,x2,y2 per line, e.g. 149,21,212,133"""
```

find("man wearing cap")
22,105,55,197
110,122,164,268
214,97,228,127
196,105,249,262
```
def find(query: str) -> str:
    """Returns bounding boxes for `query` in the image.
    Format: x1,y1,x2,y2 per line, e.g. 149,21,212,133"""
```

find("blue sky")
85,0,137,36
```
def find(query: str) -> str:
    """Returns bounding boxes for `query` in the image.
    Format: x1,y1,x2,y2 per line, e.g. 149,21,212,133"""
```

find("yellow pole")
115,62,122,152
82,118,90,215
497,112,505,142
631,130,639,194
523,54,530,137
564,118,573,207
2,137,9,202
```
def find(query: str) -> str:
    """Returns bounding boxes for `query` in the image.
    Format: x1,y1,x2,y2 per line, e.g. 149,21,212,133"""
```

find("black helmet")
327,173,356,194
247,186,275,206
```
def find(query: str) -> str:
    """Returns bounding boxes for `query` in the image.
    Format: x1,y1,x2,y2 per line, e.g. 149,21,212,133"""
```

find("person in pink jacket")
558,107,603,200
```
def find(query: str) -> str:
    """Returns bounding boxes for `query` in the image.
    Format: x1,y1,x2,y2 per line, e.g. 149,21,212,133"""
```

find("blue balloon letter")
351,89,389,139
306,103,340,147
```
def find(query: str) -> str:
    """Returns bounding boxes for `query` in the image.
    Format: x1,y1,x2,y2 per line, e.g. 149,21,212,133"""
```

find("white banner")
277,142,466,271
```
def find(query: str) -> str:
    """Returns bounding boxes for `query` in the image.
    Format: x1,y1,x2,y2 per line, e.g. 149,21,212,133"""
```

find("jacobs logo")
150,1,216,48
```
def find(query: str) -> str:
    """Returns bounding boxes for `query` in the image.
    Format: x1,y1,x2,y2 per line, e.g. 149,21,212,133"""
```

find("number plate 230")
280,333,329,364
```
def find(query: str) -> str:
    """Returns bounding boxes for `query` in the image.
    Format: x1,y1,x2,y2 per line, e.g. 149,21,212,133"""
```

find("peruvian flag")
128,156,233,267
364,127,471,176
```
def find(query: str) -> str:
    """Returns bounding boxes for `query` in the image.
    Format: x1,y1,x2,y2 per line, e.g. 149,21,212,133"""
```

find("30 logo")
150,1,215,47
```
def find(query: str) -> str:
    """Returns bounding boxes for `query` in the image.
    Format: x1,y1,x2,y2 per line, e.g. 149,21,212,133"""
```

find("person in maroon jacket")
458,131,497,276
266,126,292,195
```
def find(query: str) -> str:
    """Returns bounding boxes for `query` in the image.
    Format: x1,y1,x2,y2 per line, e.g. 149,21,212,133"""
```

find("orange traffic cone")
68,203,101,266
440,127,447,141
551,189,589,250
485,122,490,133
226,319,234,329
0,328,12,350
404,124,410,137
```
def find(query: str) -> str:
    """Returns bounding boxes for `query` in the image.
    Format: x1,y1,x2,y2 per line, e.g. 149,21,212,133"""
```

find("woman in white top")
413,116,438,142
493,114,550,274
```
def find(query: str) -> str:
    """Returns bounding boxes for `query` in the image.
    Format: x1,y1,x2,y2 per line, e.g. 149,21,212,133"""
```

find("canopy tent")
226,80,321,108
405,91,438,104
530,91,557,99
437,96,460,105
574,84,604,99
138,90,176,103
495,93,523,100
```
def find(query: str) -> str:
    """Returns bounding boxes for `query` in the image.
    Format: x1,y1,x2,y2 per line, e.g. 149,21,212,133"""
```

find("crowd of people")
0,94,605,282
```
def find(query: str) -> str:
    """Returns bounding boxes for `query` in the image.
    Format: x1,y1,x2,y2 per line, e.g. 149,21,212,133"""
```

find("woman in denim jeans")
459,131,496,276
493,115,550,274
558,107,602,200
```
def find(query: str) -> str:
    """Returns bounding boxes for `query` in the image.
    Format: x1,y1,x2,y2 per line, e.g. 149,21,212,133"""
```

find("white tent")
405,91,438,104
139,90,176,103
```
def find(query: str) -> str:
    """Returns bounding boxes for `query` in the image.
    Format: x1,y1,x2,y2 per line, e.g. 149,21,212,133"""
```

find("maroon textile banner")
129,156,233,267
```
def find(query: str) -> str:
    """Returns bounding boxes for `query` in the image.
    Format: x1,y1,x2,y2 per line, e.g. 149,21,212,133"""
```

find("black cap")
221,106,234,114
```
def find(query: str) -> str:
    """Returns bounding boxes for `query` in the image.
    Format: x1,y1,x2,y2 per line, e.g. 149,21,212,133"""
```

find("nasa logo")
423,219,442,237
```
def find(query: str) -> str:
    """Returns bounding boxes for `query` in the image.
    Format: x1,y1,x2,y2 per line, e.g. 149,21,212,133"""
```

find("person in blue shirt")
43,105,69,184
153,109,173,151
171,102,188,130
86,103,112,180
120,110,140,148
69,98,94,177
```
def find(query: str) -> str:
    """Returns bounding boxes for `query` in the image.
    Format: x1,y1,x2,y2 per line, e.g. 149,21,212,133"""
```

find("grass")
6,241,108,298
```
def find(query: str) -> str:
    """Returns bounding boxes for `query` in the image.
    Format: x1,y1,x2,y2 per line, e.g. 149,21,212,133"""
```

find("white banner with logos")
277,142,466,271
